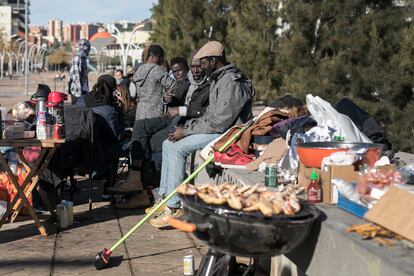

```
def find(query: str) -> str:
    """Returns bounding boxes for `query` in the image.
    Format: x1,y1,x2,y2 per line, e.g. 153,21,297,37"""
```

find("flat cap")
194,41,224,59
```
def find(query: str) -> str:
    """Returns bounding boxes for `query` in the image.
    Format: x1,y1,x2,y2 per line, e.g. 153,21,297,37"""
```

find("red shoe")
221,152,254,169
214,145,254,166
227,144,244,155
214,151,223,165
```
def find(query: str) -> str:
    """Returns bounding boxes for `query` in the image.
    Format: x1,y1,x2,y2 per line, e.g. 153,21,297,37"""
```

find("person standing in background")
68,39,91,104
133,44,176,120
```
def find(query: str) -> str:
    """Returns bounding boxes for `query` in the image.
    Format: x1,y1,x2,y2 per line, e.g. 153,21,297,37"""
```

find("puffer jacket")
183,63,254,136
133,63,175,120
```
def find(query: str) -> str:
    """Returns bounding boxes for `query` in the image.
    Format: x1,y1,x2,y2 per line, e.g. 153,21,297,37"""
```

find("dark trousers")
131,116,172,161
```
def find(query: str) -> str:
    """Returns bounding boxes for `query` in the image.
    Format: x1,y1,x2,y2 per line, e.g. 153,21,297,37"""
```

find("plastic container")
36,111,47,140
337,193,368,218
8,151,19,175
297,142,383,168
60,205,68,229
62,200,73,226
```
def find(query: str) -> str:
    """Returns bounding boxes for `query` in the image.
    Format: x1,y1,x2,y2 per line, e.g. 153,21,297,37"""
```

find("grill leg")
204,254,216,276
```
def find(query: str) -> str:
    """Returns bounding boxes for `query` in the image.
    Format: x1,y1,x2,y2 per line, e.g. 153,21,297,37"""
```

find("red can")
53,124,62,139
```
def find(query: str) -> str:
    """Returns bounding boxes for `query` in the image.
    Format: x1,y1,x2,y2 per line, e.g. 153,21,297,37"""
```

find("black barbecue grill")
179,194,319,257
169,194,320,275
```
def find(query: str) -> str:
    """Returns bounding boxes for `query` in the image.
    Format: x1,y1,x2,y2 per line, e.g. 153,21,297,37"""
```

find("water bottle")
36,111,47,140
59,205,68,229
36,98,48,140
62,200,73,226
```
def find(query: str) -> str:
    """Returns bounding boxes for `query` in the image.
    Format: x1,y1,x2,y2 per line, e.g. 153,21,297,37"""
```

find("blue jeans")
159,134,220,208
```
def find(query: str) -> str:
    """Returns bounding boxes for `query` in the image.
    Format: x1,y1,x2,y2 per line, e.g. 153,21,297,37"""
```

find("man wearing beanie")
149,41,254,228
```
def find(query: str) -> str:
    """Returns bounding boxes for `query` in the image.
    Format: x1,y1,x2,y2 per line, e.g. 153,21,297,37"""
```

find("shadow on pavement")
0,178,148,244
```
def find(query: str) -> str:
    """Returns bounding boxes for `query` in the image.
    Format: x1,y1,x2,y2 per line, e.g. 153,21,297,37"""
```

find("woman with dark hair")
77,74,123,197
116,84,136,128
77,74,122,140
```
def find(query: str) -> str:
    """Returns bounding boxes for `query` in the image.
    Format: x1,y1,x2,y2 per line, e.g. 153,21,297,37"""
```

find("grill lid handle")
168,217,197,233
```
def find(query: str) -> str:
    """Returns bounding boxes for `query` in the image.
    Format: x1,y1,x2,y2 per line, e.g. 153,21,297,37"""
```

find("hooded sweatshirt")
133,63,175,120
183,63,254,136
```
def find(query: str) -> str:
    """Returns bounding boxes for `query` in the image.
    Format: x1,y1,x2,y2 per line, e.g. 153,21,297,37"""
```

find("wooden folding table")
0,139,65,236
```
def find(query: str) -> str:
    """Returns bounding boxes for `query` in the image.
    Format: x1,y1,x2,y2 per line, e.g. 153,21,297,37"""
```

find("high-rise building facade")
48,18,63,42
63,24,81,43
80,23,99,40
0,0,30,41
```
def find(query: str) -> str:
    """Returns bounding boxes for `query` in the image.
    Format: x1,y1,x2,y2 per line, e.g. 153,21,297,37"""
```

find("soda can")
265,164,278,187
183,255,195,276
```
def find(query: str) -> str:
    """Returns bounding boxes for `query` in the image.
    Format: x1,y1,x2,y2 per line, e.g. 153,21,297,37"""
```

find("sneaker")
214,145,245,165
107,170,143,194
145,198,167,216
214,152,223,165
149,207,184,228
114,192,151,209
220,152,254,169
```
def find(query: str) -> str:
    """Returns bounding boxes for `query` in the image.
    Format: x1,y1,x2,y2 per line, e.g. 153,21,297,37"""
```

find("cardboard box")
297,162,321,189
321,165,360,204
297,162,396,204
297,162,358,204
365,186,414,242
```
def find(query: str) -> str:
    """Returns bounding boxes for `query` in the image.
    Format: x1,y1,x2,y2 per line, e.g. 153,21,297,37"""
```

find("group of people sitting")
60,40,254,228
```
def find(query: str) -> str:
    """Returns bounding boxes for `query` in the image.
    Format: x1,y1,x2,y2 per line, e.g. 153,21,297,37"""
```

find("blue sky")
31,0,157,26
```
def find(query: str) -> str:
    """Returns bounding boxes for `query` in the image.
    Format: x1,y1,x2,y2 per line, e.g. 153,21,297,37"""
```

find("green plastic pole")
109,121,253,252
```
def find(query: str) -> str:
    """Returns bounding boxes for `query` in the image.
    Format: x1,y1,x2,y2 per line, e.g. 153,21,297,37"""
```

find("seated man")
149,41,254,228
163,57,190,107
109,57,211,208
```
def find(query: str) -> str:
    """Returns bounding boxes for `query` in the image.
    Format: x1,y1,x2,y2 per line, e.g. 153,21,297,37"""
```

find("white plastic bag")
306,94,371,143
278,130,299,170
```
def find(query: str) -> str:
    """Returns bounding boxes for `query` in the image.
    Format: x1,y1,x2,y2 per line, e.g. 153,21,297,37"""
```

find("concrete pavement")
0,179,207,276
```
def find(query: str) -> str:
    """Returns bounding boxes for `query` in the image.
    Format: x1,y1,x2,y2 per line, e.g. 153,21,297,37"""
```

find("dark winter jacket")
183,63,254,136
182,74,210,119
78,95,122,141
167,78,190,107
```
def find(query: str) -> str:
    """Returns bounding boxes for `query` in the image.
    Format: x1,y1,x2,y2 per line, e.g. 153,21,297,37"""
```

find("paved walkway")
0,72,99,109
0,179,207,275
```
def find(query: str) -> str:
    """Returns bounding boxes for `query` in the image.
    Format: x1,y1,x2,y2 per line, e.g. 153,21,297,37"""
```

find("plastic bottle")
62,200,73,226
8,151,18,175
36,111,47,140
307,168,322,203
5,112,13,139
60,205,68,229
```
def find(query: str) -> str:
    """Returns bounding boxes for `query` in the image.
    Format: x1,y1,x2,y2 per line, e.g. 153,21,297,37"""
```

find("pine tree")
274,0,414,151
150,0,231,60
226,0,280,100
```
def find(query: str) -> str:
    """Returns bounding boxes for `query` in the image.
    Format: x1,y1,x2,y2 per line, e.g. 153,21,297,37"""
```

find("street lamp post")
109,24,143,73
124,25,142,67
36,48,47,70
24,0,29,96
0,51,4,79
16,40,26,76
29,44,38,71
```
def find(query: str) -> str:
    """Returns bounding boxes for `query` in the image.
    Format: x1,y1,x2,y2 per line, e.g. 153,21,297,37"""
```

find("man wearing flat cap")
150,41,254,228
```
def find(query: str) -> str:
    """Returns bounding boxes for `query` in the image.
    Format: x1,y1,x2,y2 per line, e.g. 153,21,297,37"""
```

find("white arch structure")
109,24,145,73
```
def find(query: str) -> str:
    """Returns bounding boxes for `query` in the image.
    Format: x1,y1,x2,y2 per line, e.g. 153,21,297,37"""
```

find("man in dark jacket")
109,57,211,208
163,57,190,108
149,41,254,227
